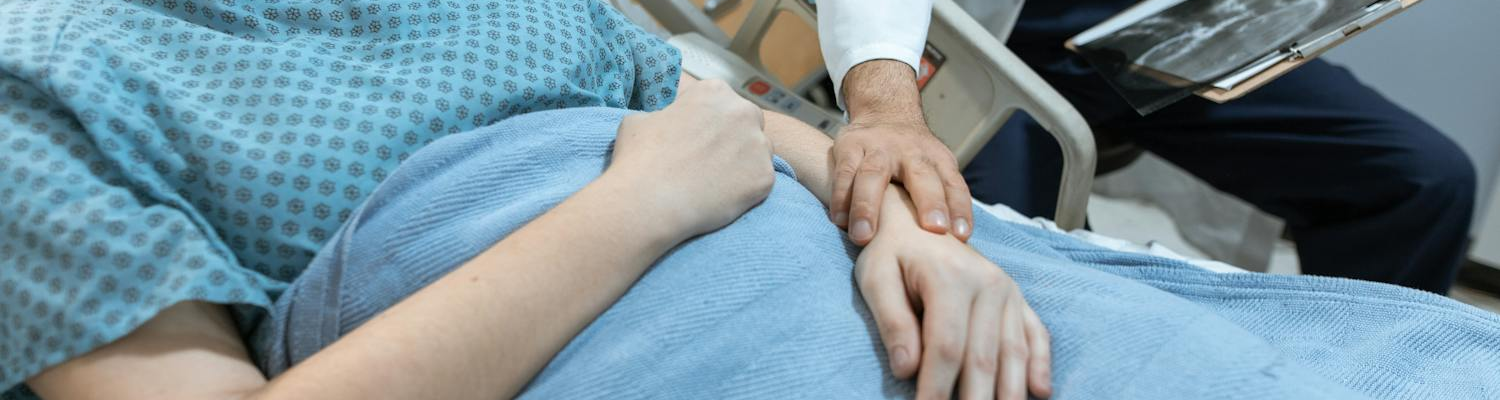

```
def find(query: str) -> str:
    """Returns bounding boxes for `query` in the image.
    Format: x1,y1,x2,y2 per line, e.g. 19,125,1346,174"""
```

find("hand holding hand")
609,78,774,237
830,119,973,245
831,59,973,245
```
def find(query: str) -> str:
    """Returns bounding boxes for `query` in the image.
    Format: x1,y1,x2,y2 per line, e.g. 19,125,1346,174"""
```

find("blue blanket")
253,107,1500,399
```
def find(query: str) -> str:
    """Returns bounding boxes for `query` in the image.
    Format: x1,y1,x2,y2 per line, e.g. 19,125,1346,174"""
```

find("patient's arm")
764,110,837,204
29,174,702,400
26,79,774,400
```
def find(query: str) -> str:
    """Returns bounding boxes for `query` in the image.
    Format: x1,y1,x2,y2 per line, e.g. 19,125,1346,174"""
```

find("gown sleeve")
0,74,278,394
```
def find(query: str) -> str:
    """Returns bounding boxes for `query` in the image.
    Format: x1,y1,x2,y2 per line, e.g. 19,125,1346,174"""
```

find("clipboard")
1063,0,1421,103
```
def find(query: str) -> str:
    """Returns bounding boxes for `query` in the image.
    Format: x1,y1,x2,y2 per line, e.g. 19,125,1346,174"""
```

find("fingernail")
924,210,949,230
832,211,849,226
891,346,911,369
954,218,970,237
850,219,873,241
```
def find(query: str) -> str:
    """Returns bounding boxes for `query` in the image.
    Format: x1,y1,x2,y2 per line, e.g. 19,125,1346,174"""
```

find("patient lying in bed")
6,1,1497,399
10,0,1056,397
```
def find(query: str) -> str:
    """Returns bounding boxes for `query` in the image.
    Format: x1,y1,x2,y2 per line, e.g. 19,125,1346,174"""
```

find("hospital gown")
0,0,679,396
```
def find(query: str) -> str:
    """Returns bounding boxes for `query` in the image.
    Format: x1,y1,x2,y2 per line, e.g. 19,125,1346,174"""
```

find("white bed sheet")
977,201,1250,274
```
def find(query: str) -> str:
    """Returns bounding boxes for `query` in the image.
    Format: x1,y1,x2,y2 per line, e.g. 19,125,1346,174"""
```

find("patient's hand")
612,79,774,237
856,189,1052,400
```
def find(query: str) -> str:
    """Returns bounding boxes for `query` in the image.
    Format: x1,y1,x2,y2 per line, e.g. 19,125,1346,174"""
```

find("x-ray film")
1074,0,1382,114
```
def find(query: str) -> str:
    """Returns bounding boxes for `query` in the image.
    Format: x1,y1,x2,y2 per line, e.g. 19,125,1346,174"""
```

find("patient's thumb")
855,252,922,378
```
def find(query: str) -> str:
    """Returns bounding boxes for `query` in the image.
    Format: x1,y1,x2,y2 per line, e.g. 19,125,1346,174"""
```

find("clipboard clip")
1289,0,1402,59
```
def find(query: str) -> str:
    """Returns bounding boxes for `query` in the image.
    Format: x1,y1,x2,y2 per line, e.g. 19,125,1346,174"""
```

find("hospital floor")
1087,195,1500,315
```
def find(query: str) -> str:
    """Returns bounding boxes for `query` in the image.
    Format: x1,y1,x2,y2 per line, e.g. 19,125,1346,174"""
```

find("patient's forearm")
27,169,689,400
260,170,689,399
763,111,837,205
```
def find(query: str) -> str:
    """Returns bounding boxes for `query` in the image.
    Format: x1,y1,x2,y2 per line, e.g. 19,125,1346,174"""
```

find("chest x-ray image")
1077,0,1378,113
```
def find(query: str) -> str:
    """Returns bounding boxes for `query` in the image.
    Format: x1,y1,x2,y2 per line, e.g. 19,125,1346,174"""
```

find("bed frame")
632,0,1097,230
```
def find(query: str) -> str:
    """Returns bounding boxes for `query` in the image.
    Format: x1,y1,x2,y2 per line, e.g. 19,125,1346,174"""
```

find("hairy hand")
830,119,972,245
832,59,973,245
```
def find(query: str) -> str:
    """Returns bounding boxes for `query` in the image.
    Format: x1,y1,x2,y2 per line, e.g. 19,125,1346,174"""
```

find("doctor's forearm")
843,60,926,125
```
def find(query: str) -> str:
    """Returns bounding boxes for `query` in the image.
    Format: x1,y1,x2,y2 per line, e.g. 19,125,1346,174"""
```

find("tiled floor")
1086,194,1500,315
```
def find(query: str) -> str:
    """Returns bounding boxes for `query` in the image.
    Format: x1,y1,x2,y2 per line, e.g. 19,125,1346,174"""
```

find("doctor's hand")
856,187,1052,400
611,78,774,237
832,60,973,246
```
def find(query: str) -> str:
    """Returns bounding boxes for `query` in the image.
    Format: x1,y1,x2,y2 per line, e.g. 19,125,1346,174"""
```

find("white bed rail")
636,0,1096,230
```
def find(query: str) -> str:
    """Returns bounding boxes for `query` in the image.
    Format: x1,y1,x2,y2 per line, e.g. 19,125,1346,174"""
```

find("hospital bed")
617,0,1287,273
623,0,1097,231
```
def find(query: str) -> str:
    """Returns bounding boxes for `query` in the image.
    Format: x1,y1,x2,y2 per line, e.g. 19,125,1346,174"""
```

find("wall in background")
1473,172,1500,265
1320,0,1500,235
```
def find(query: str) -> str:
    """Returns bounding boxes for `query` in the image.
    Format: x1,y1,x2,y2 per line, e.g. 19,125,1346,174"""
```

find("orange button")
748,80,771,95
916,58,938,89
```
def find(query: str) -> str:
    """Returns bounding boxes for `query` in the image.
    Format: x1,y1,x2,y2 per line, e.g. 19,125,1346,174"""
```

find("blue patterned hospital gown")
0,0,679,395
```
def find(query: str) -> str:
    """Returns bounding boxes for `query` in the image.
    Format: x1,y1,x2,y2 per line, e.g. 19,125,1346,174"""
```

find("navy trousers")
963,1,1477,294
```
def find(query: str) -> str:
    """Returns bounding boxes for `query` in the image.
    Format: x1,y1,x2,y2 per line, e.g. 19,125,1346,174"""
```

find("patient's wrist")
590,170,700,247
872,186,963,247
874,184,924,235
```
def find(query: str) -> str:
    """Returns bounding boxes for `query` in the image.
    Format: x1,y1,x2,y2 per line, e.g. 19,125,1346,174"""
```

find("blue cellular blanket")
253,107,1500,399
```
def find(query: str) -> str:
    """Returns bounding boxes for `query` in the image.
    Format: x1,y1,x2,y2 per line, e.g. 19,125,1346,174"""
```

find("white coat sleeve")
816,0,934,110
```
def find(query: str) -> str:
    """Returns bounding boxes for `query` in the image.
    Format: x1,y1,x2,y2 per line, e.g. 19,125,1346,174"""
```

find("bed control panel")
670,33,844,136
